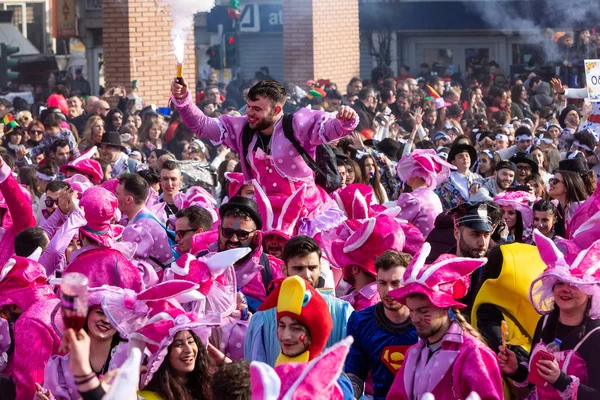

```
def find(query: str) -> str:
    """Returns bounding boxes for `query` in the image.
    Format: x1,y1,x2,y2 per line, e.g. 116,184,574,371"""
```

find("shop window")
422,48,453,75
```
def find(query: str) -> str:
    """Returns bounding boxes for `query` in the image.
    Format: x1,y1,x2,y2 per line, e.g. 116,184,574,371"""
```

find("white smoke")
465,0,600,62
158,0,216,64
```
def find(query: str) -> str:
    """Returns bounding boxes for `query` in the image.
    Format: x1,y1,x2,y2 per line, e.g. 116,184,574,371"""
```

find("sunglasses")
45,198,59,207
175,228,196,239
29,129,44,135
550,177,564,185
220,227,256,241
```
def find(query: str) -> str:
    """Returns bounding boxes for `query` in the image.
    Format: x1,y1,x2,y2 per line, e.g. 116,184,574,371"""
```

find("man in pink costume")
116,173,174,285
324,213,406,311
207,196,283,312
171,79,359,237
0,155,36,266
253,179,306,260
0,255,65,400
64,185,143,292
393,149,454,237
386,243,503,399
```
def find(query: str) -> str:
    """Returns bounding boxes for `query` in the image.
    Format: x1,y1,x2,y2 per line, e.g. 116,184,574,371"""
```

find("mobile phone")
527,349,554,386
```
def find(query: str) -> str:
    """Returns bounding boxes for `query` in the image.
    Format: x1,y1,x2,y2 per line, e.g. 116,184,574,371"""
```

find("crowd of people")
0,39,599,400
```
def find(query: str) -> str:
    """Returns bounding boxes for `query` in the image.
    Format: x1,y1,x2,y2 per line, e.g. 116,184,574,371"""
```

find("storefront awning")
0,23,40,55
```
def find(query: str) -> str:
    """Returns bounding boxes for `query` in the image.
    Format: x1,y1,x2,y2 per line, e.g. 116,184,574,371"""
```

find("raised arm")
294,106,359,149
170,78,231,146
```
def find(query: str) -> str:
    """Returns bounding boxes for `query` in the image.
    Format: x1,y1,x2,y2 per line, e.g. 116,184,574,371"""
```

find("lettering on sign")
585,59,600,102
86,0,102,11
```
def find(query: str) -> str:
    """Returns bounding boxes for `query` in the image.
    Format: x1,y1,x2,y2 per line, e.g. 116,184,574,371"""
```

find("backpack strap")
562,325,600,372
259,252,273,294
241,122,256,174
281,113,327,178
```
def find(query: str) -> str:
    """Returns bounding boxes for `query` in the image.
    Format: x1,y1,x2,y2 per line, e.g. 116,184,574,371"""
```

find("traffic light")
224,33,238,68
206,45,221,69
0,44,19,89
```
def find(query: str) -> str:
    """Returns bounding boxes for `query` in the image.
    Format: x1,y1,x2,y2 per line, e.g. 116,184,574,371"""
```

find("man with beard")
447,201,502,312
345,250,417,400
205,196,283,312
171,79,358,238
385,243,503,400
244,236,353,366
470,160,517,201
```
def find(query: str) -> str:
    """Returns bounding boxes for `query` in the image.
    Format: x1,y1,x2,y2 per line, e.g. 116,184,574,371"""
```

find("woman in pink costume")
0,255,65,400
386,243,503,399
493,190,536,244
36,287,127,400
393,149,454,237
498,230,600,399
171,79,359,237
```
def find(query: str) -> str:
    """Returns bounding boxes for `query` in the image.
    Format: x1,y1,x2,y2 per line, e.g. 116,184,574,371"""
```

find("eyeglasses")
45,198,59,207
175,228,197,239
550,177,564,185
516,165,532,171
29,129,44,135
220,227,256,241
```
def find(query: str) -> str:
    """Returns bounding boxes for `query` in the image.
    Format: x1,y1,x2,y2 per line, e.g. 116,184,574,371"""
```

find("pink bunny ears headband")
389,243,487,309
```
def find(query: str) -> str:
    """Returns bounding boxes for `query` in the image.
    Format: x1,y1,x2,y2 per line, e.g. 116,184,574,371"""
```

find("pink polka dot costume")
393,149,455,237
172,92,358,236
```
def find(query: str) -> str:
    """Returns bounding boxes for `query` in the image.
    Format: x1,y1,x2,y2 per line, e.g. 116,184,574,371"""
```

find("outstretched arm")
170,78,232,147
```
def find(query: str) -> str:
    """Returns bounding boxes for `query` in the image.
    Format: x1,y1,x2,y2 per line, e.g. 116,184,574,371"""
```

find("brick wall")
102,0,195,106
283,0,359,89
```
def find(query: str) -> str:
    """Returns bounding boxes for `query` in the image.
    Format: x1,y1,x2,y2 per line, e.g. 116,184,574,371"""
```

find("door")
91,48,103,96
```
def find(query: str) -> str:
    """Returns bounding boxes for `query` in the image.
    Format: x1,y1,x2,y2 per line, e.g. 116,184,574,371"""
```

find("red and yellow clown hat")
259,276,333,364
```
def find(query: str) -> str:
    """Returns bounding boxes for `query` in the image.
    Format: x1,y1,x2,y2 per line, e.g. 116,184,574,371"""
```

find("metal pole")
217,23,224,82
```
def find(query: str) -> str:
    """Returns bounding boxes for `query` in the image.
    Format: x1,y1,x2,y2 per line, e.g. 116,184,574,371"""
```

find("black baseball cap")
495,160,517,174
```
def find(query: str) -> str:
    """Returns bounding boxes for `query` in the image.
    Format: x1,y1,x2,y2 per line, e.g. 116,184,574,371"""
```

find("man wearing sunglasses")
41,181,69,222
174,206,213,254
206,196,283,313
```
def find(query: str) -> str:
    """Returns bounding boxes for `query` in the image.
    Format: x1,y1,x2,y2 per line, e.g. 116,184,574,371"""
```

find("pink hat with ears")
557,211,600,264
0,253,47,308
493,190,536,228
381,206,425,256
389,243,487,308
60,146,103,183
396,149,455,189
101,280,201,338
253,179,306,240
78,186,124,247
250,336,354,400
326,213,406,276
175,186,219,223
131,308,222,388
332,183,386,220
566,184,600,239
530,230,600,319
64,174,94,197
162,248,251,317
225,172,247,199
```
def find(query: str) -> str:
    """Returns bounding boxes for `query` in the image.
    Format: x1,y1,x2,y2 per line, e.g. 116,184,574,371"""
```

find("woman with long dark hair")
494,190,536,244
548,170,588,237
137,311,214,400
499,232,600,399
532,199,559,240
36,287,124,400
104,108,124,133
358,155,387,204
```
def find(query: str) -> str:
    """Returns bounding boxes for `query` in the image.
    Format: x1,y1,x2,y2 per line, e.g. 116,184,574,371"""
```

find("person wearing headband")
498,126,533,160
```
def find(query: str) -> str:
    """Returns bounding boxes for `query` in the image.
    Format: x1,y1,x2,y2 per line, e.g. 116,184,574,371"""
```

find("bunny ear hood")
530,230,600,318
390,243,487,309
254,179,306,239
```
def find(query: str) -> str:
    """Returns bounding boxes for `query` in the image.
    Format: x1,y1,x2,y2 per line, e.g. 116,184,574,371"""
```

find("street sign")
585,59,600,102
